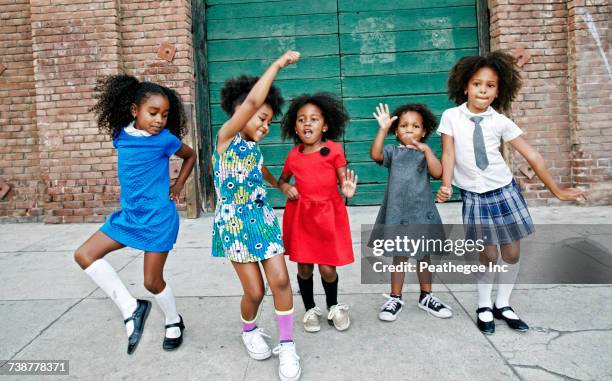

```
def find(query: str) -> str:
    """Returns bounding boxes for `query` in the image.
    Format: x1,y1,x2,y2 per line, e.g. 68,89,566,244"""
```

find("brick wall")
568,0,612,204
0,0,197,223
489,0,573,205
0,0,43,222
0,1,610,222
30,0,124,223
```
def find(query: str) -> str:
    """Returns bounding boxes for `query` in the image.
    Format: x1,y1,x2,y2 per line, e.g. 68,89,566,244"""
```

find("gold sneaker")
302,306,322,333
327,303,350,331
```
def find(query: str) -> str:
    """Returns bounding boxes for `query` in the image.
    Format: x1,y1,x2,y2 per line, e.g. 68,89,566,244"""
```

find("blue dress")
100,128,182,252
212,134,284,263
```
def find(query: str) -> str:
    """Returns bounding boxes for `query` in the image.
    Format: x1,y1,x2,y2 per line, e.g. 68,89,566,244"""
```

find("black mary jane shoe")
493,305,529,332
126,299,152,355
476,307,495,335
163,315,185,351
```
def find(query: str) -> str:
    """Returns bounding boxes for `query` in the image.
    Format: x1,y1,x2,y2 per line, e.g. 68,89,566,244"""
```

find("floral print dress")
212,133,284,263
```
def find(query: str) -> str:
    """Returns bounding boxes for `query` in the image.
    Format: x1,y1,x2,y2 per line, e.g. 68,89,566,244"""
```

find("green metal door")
203,0,480,207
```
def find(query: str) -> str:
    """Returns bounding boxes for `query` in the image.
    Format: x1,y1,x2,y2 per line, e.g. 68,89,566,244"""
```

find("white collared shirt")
436,103,523,194
124,121,152,137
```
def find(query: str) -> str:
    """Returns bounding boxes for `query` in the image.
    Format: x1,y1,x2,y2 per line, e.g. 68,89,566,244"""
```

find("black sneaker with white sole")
378,294,404,322
418,293,453,318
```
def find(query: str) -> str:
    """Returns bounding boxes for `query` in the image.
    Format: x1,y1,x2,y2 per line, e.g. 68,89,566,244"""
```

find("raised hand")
373,103,397,131
275,50,301,68
435,185,452,203
556,187,587,202
341,169,358,198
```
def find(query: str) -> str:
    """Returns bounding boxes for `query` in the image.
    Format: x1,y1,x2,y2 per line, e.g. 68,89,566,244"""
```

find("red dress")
281,141,354,266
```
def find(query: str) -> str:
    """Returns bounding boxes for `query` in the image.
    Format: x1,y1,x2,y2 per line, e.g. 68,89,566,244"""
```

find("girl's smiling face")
241,103,273,142
465,66,499,113
295,103,327,147
395,111,425,145
131,93,169,135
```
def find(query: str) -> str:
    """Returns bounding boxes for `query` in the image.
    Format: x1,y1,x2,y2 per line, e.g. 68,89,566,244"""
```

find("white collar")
459,102,495,117
124,121,152,137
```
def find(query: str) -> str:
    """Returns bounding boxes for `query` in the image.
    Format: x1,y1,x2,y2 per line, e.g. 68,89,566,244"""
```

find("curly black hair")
280,92,349,144
388,103,437,142
90,74,187,139
220,75,284,117
447,50,522,113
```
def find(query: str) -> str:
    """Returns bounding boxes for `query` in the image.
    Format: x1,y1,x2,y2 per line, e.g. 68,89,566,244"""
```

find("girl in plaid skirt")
436,51,586,334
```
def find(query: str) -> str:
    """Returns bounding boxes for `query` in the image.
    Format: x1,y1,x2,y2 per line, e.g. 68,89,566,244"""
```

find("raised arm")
216,50,300,153
407,137,442,179
370,103,396,162
510,136,586,201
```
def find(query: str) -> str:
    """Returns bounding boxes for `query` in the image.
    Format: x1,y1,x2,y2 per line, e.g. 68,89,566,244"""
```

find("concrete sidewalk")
1,204,611,380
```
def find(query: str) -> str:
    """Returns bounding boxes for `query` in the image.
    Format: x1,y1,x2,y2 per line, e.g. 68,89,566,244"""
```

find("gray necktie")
470,116,489,170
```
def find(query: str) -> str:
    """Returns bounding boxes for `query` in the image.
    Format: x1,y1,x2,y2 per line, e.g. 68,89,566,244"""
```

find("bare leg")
232,261,266,322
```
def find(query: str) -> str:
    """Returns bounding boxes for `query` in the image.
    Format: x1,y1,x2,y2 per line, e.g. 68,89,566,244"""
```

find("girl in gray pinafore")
370,103,453,322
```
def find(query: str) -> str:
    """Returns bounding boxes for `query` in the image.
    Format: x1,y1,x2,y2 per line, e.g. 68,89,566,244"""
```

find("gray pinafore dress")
370,145,444,258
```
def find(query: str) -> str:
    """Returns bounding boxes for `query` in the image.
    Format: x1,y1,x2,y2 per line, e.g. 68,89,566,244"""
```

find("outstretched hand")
556,187,588,202
275,50,301,68
373,103,397,131
341,169,358,198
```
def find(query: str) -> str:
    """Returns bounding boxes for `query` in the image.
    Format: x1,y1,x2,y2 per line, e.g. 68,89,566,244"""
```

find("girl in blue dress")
213,51,302,381
74,75,196,354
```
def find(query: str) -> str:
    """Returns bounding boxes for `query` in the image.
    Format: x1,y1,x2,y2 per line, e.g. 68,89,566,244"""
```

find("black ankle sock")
419,290,431,302
297,274,315,310
321,275,339,308
390,293,402,299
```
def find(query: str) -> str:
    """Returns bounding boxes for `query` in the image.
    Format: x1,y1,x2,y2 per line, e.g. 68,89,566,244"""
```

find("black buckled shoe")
476,307,495,335
126,299,152,355
163,315,185,351
493,305,529,332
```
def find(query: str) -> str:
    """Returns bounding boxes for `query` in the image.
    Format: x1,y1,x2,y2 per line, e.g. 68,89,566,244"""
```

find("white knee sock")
495,257,520,320
84,259,137,337
477,268,495,322
154,284,181,338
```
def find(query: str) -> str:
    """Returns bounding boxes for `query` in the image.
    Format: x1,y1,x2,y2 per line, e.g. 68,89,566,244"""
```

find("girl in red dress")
278,93,357,333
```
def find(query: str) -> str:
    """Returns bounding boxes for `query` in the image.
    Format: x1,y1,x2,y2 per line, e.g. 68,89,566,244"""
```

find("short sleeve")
500,115,523,142
333,143,347,168
381,145,395,168
164,131,182,157
436,110,454,137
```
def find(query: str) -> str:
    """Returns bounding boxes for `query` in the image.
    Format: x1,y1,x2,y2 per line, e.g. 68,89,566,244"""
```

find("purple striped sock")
275,310,294,342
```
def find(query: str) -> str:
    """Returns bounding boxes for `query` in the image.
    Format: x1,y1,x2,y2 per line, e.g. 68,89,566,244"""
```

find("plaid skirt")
461,179,535,245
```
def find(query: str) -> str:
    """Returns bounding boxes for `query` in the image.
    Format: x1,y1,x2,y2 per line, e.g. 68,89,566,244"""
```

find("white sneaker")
302,307,322,333
327,303,350,331
241,328,272,360
418,293,453,319
273,342,301,381
379,294,404,322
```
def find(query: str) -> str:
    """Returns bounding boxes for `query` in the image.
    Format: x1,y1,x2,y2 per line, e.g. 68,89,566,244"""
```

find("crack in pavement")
527,326,612,350
511,364,586,381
